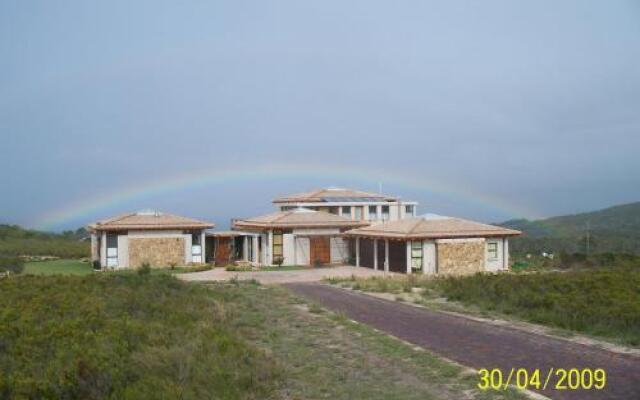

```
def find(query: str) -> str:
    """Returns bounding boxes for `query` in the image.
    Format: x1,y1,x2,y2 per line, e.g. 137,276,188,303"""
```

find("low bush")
436,267,640,345
0,274,279,398
225,264,252,272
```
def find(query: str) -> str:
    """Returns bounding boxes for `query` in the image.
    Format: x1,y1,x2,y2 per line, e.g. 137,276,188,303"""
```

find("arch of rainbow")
35,162,540,230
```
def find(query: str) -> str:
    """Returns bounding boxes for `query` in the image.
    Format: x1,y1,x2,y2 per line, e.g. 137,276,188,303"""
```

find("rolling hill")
499,202,640,255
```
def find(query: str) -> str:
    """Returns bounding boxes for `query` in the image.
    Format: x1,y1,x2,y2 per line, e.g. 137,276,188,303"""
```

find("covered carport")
344,214,521,275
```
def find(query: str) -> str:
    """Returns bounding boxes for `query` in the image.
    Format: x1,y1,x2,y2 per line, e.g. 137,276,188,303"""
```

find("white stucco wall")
485,238,505,271
330,237,348,263
423,240,437,274
295,237,310,265
117,235,129,269
283,233,295,265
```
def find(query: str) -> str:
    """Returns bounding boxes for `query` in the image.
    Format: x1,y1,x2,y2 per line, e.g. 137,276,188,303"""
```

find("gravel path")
285,283,640,400
178,265,393,284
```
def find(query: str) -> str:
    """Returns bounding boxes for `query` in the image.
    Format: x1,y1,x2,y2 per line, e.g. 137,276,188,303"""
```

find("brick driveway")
286,283,640,400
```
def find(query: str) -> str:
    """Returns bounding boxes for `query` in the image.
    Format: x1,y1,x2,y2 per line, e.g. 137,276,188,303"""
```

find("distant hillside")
499,202,640,255
0,225,90,258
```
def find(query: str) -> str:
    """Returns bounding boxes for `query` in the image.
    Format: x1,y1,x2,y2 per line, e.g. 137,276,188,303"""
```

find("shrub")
92,260,101,270
0,256,24,274
137,262,151,275
313,257,323,268
272,256,284,267
0,275,279,398
225,264,252,272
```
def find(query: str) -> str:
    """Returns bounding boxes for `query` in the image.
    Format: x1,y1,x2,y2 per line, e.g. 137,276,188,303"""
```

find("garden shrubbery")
0,274,279,399
437,267,640,345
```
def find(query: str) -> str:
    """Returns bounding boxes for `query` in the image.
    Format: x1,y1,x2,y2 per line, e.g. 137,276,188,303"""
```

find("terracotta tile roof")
233,208,369,229
272,187,398,203
344,214,521,240
88,210,214,231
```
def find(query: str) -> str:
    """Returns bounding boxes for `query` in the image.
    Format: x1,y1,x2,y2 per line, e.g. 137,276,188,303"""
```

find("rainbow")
35,162,540,230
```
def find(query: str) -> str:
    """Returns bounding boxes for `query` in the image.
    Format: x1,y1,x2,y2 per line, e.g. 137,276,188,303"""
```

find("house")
343,214,521,275
273,187,418,222
89,210,214,269
232,208,368,266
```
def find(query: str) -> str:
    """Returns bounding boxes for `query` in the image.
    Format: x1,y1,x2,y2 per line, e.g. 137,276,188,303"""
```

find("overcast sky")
1,1,639,231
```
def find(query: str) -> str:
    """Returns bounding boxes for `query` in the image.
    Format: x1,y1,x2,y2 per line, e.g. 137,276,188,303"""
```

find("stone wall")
128,237,185,268
436,238,485,275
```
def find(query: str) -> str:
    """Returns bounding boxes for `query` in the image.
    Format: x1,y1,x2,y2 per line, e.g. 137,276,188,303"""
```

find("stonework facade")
436,238,485,275
128,237,185,268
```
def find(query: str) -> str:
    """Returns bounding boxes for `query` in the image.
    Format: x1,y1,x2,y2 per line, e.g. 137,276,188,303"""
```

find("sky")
1,0,639,231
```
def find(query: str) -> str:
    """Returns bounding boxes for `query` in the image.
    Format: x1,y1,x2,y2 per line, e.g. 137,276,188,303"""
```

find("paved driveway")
177,265,392,284
286,283,640,400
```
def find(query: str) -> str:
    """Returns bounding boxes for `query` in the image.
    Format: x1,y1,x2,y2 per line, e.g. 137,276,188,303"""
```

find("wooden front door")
309,236,331,266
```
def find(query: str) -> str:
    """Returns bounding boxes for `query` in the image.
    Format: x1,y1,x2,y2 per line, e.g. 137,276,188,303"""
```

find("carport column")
406,241,412,274
384,239,389,273
243,236,249,261
355,237,360,267
373,239,378,270
252,235,259,263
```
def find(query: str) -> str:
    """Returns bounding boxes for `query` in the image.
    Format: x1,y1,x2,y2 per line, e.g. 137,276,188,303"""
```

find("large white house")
272,188,418,222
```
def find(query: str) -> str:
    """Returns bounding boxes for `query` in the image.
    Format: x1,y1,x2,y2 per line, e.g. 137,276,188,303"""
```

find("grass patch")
256,265,312,272
225,265,313,272
24,259,94,275
0,274,277,399
204,282,525,400
329,267,640,346
22,259,212,276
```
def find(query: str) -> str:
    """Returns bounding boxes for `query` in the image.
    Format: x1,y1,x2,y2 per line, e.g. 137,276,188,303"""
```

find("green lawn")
0,273,525,400
23,259,211,276
24,259,94,275
329,267,640,346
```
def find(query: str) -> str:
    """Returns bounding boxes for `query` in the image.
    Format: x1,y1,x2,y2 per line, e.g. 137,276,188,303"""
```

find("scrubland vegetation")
0,225,89,259
330,264,640,346
0,274,525,400
0,275,277,399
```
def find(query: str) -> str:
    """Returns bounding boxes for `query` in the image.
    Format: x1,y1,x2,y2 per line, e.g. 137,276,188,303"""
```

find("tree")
0,256,24,274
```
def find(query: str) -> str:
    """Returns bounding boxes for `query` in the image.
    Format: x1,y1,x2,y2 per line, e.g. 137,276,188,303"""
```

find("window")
328,206,339,215
487,242,498,260
341,206,351,218
405,205,415,216
272,230,283,259
354,206,363,220
246,237,253,261
368,205,378,220
411,240,423,271
281,206,295,211
106,233,118,267
192,233,202,263
381,205,390,221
